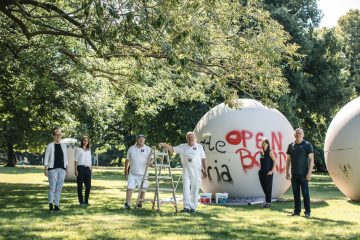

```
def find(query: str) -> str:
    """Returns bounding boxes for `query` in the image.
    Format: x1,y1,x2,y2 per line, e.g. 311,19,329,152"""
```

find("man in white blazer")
44,127,68,211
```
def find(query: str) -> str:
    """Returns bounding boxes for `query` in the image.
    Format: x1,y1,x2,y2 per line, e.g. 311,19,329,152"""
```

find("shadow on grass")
0,166,43,174
0,182,122,220
0,171,358,240
1,227,45,240
92,170,123,181
347,200,360,205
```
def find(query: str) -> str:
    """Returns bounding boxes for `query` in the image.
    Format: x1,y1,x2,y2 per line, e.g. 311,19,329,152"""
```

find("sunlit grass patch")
0,166,359,240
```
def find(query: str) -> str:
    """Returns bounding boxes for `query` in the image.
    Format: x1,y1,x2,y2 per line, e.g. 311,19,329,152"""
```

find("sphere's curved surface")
324,97,360,201
62,138,78,181
194,99,293,198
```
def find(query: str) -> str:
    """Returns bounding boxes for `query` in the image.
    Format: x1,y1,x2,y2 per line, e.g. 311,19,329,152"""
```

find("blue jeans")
291,174,311,214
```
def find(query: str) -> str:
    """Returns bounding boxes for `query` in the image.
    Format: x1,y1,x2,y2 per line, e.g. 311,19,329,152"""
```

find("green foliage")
0,16,107,161
0,0,300,161
337,9,360,95
263,0,354,171
2,0,357,171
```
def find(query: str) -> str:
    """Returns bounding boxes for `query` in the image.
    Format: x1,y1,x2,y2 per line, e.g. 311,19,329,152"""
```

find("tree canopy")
0,0,359,168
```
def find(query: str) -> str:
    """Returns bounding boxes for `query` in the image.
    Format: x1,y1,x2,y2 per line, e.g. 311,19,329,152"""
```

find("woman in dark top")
258,138,276,208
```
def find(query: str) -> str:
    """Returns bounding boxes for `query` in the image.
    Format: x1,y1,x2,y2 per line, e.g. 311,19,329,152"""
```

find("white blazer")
44,142,68,168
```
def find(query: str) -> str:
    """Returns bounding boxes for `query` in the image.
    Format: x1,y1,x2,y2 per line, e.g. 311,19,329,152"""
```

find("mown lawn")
0,166,359,240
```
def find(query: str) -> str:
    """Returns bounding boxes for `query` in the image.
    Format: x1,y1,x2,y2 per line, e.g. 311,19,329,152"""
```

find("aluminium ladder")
136,147,178,212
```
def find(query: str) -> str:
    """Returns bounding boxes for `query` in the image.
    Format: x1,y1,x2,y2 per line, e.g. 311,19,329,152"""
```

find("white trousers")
48,168,66,206
127,173,148,190
182,165,201,210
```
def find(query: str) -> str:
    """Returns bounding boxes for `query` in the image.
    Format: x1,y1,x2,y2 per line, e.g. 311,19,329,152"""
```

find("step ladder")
136,147,178,212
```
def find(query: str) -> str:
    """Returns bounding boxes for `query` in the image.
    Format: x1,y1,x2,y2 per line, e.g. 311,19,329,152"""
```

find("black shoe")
124,203,130,209
263,203,271,208
54,205,60,211
49,203,53,211
304,213,311,218
135,204,142,209
291,212,300,216
190,209,196,213
181,208,190,213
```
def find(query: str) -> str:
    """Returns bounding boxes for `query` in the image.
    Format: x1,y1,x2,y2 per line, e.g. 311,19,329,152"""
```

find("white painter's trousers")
182,164,201,210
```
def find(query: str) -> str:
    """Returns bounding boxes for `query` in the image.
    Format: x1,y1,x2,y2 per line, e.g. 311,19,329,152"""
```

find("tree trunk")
5,142,16,167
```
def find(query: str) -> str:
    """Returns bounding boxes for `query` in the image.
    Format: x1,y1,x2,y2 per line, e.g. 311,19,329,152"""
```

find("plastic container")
215,193,228,204
199,193,212,204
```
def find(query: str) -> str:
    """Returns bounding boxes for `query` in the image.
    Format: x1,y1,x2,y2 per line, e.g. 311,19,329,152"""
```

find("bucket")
199,193,212,204
215,193,228,204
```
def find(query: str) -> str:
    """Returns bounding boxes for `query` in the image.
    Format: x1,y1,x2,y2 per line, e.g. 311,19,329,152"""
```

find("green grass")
0,166,359,240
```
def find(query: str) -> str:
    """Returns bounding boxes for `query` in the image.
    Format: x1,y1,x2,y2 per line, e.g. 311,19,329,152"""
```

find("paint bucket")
215,193,228,204
199,193,212,204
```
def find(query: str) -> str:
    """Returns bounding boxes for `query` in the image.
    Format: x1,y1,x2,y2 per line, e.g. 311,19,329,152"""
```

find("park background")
1,0,360,239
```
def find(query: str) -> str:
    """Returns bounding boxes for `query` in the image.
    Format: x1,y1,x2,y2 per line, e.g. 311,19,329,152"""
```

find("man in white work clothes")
159,132,208,213
124,134,152,209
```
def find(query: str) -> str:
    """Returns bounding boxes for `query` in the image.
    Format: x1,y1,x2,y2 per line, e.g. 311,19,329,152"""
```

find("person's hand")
44,169,48,177
125,172,128,179
306,173,312,181
267,170,274,175
202,169,207,179
158,143,164,148
286,172,291,180
75,170,78,177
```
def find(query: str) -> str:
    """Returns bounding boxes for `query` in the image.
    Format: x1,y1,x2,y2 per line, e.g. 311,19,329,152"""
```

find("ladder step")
153,164,171,168
148,187,174,192
158,188,175,192
138,198,154,203
155,152,168,156
147,176,173,180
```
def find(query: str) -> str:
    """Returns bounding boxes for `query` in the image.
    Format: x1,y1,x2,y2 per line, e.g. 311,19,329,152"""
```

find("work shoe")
124,203,130,209
304,213,311,218
263,203,271,208
54,205,61,211
181,208,190,213
49,203,53,211
291,212,300,216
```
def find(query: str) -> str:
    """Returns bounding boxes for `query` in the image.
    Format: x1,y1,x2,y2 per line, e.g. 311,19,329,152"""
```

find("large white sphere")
324,97,360,201
194,99,293,198
62,138,78,181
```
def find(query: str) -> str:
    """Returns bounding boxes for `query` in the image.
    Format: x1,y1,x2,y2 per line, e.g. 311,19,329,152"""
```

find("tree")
262,0,354,171
1,0,302,165
337,9,360,95
1,0,300,102
0,15,101,166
